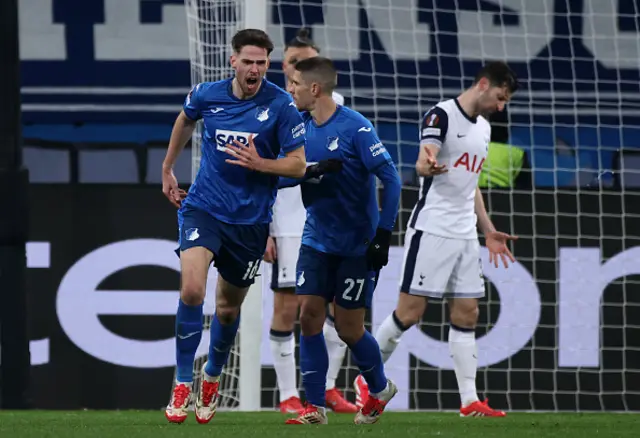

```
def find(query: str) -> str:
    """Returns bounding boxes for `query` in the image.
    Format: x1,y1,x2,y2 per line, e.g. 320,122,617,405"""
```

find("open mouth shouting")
246,76,260,92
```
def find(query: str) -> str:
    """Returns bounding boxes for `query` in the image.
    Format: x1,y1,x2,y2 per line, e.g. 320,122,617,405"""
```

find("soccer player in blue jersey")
282,57,402,425
161,29,309,424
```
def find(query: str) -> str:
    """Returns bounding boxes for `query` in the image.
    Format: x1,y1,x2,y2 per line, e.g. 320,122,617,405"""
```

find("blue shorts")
177,205,269,288
295,244,377,309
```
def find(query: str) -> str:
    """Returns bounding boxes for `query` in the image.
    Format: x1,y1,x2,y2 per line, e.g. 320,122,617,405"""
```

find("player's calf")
286,293,330,424
323,317,357,413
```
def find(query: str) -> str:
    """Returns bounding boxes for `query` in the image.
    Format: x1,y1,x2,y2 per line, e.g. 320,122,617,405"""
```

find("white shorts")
399,228,485,299
270,236,302,290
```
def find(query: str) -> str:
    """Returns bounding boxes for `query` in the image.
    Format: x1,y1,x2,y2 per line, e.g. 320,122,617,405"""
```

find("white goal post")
177,0,268,412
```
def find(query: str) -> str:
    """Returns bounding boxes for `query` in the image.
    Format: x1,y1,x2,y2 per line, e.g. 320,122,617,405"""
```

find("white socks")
374,312,405,363
324,319,347,390
271,321,348,397
270,331,299,402
449,325,479,407
376,312,479,407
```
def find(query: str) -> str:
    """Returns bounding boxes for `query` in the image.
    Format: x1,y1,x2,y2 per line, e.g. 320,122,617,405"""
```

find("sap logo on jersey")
215,129,258,152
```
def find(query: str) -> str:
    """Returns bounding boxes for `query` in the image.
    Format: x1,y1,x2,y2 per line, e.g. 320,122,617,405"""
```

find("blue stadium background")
20,0,640,187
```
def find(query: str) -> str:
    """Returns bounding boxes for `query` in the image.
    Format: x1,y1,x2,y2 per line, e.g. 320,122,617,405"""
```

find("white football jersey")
270,92,345,238
408,98,491,239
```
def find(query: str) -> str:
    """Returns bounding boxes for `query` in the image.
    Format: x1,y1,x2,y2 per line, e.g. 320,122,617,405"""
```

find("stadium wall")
18,0,640,189
26,185,639,411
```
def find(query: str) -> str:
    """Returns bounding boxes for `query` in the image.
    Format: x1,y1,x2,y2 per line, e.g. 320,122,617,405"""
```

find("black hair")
231,28,274,55
285,28,320,52
294,56,337,94
474,61,519,94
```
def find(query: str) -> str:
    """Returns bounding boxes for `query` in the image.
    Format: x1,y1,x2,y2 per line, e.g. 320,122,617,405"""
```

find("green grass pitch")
1,411,638,438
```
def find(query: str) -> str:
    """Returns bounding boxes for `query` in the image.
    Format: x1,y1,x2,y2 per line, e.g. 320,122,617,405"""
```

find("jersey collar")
454,98,477,123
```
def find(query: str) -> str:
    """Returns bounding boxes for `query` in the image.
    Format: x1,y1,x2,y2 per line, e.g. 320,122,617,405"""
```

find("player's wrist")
482,226,496,237
252,156,269,173
416,161,433,176
374,228,392,244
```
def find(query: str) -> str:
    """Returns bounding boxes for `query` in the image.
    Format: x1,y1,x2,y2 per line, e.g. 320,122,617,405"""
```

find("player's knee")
298,299,325,335
180,281,205,306
334,321,365,346
216,303,240,325
395,293,427,328
450,305,479,328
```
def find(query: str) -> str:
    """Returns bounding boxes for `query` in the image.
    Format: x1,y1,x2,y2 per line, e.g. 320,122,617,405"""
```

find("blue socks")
175,300,204,383
300,332,329,407
205,312,241,377
350,330,388,394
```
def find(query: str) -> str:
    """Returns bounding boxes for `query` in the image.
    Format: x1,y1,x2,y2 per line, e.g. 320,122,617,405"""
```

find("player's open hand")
417,145,447,176
224,134,264,171
424,145,448,175
264,236,277,263
485,231,518,268
162,168,187,208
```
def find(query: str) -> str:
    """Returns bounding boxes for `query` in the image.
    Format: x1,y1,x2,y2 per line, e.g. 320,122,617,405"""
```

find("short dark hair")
294,56,337,94
285,28,320,52
474,61,519,94
231,28,274,55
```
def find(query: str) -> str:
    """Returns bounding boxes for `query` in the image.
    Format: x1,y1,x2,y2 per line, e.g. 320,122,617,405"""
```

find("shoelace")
362,397,386,416
201,381,218,405
173,385,190,408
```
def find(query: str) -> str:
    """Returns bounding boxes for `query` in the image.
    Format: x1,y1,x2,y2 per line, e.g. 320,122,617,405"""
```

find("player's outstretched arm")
261,146,307,178
162,110,196,206
416,143,447,177
475,186,518,268
224,135,306,178
276,159,343,188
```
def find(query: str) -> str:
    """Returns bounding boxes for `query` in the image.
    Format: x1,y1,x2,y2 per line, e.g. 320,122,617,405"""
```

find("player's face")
230,45,270,97
476,78,512,117
288,70,315,111
283,46,319,88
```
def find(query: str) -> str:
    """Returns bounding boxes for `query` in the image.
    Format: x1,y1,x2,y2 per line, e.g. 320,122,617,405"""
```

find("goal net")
184,0,640,412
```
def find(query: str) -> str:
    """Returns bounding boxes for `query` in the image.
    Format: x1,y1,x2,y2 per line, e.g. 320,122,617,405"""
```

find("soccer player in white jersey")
354,62,519,417
265,28,356,414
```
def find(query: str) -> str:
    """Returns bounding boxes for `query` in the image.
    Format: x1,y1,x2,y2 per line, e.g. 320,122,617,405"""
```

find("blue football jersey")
301,106,394,256
182,78,306,224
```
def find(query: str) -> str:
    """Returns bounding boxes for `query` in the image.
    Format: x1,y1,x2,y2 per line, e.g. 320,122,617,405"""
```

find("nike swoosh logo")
457,133,466,138
280,352,292,357
177,331,200,339
301,370,317,376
